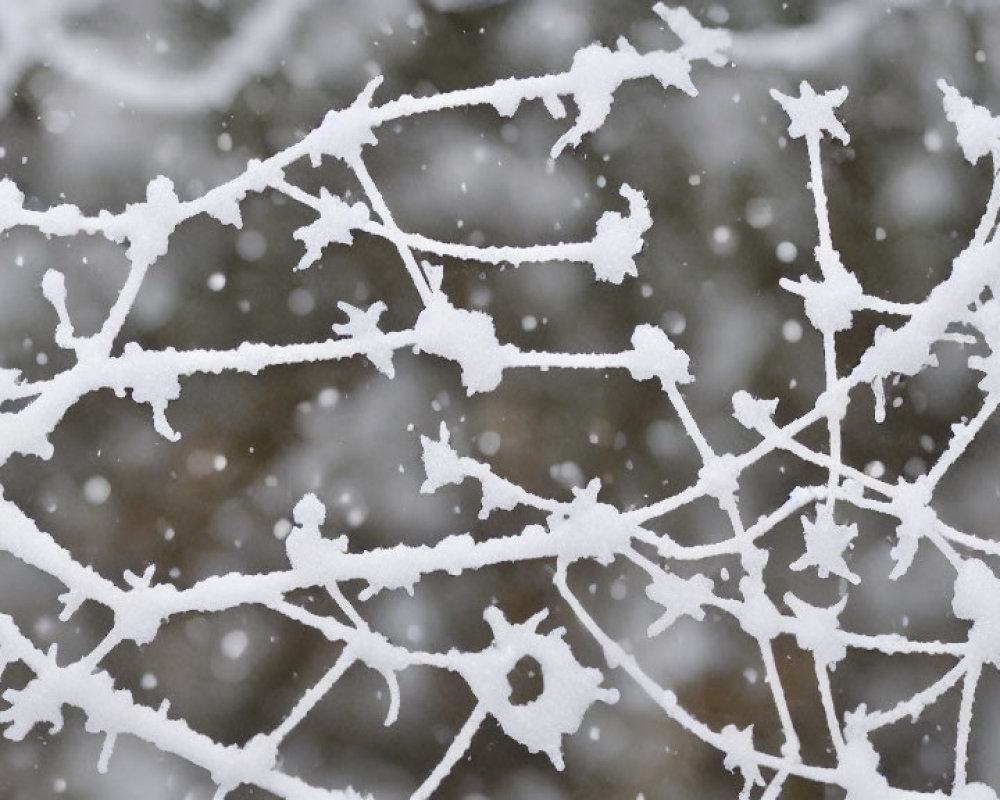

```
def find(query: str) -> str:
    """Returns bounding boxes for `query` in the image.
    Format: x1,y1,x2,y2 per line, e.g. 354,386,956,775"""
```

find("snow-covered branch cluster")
2,2,1000,799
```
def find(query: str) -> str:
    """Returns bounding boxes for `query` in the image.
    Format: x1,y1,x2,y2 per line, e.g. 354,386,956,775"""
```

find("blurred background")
1,0,999,798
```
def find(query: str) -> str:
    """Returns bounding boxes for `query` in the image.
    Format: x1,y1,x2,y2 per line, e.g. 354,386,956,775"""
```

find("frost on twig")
2,4,1000,800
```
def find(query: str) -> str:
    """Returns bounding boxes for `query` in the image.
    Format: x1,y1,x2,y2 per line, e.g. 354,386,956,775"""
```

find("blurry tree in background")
2,1,1000,799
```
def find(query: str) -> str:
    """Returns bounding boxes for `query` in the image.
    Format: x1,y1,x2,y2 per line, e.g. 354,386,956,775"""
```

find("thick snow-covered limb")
728,0,928,70
0,331,420,460
0,0,316,115
0,617,367,800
